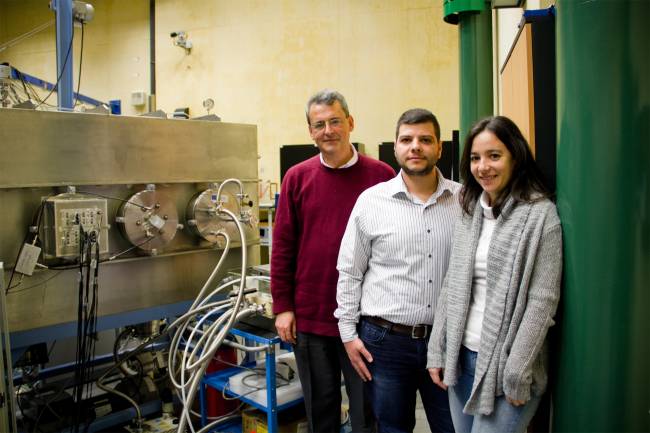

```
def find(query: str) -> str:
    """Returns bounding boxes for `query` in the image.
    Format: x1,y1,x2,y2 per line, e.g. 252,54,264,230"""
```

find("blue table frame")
199,327,303,433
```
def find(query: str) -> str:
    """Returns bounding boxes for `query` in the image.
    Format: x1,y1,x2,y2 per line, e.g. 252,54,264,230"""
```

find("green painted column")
554,1,650,432
458,9,493,150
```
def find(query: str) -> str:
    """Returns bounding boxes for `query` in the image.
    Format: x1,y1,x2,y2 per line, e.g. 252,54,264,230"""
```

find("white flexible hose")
177,307,257,433
96,179,255,432
190,230,230,310
172,186,251,433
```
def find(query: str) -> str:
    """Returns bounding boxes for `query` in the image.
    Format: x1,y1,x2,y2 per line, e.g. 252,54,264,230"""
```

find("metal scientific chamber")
0,109,260,341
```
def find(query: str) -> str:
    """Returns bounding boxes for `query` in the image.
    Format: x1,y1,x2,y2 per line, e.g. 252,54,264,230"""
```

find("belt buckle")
411,325,427,339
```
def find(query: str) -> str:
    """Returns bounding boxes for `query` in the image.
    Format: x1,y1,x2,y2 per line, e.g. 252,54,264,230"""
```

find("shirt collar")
319,144,358,169
480,192,496,220
387,167,454,202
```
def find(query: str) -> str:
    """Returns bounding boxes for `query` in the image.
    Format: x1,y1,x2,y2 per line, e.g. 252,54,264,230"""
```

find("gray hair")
305,89,350,125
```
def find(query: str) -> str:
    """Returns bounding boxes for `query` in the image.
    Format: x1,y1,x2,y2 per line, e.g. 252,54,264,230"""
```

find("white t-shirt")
462,193,496,352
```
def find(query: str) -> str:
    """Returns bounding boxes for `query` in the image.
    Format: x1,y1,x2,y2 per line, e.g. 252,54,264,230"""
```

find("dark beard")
400,163,435,176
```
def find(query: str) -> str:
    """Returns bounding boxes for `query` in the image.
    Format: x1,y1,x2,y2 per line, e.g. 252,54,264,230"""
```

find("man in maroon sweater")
271,89,394,432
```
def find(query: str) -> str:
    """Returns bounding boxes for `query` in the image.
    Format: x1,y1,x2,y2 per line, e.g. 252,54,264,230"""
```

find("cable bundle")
168,203,260,433
72,221,100,433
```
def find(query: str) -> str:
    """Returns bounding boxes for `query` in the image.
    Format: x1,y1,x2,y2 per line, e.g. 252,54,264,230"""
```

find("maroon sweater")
271,154,395,336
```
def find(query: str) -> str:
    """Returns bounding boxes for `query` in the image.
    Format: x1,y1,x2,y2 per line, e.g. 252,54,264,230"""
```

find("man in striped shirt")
335,108,460,433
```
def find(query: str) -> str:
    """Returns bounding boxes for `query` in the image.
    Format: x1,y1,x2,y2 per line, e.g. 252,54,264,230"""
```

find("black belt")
363,316,430,339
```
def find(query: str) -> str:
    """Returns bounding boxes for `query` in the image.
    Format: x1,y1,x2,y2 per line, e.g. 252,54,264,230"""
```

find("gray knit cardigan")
426,196,562,416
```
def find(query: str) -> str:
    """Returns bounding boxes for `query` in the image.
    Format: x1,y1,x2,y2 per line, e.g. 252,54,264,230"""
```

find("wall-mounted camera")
170,31,192,54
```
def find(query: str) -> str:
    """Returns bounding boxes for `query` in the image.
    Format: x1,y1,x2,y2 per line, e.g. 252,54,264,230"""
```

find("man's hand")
275,311,297,344
428,367,448,390
506,396,525,407
344,338,373,382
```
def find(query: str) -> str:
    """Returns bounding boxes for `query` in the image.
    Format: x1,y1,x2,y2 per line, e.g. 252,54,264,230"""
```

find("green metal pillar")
554,1,650,432
443,0,493,153
458,9,493,149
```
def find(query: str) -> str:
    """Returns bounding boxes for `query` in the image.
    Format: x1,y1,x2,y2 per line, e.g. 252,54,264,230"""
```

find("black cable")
21,73,43,103
71,226,100,433
15,69,39,104
12,67,57,107
75,190,150,211
12,81,31,103
16,69,30,97
6,271,64,295
27,80,55,106
47,340,57,359
85,237,100,407
8,82,23,104
73,221,85,433
74,23,84,107
36,18,74,108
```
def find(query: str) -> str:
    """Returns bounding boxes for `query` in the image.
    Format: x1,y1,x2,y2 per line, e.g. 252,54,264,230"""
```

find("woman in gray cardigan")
427,116,562,433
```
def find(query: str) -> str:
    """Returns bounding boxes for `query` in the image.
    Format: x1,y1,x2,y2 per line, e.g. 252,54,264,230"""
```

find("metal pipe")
176,202,250,433
553,1,650,431
458,8,493,151
216,178,245,205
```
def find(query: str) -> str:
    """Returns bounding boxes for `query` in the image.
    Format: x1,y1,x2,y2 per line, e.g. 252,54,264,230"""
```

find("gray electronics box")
41,194,110,259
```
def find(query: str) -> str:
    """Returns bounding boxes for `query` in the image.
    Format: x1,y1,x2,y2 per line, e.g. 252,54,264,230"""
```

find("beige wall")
1,0,459,185
0,0,150,113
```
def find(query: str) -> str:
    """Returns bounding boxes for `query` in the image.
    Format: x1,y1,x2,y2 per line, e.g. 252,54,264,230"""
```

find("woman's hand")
428,367,448,390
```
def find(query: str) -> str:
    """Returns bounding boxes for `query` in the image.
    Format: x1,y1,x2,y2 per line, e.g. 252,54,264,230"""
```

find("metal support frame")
51,0,74,109
9,66,105,107
9,300,192,352
0,264,18,433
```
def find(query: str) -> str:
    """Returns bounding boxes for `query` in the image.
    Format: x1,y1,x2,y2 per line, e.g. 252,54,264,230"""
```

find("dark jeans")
294,332,374,433
359,319,454,433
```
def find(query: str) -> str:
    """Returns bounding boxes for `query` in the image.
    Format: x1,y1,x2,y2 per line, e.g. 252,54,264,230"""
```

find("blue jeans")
359,319,454,433
449,346,541,433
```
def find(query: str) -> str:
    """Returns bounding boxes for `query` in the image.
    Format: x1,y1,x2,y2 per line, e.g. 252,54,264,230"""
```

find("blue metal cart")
199,324,303,433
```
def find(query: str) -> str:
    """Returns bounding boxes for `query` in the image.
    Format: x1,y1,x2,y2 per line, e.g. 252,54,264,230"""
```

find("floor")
413,394,429,433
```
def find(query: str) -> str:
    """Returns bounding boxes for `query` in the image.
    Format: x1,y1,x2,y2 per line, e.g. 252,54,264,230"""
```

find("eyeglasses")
310,117,345,132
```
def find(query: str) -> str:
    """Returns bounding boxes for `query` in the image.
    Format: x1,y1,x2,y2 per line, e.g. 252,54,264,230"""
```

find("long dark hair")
460,116,549,216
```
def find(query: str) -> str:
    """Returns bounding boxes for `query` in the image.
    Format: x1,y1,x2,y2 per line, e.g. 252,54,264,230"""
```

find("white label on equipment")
15,244,42,276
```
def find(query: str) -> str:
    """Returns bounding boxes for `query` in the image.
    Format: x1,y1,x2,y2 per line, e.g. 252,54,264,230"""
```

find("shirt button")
428,254,432,258
427,305,431,308
429,279,432,283
427,229,431,233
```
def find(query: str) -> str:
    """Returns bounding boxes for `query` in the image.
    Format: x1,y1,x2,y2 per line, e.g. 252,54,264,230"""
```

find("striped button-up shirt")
335,169,461,342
